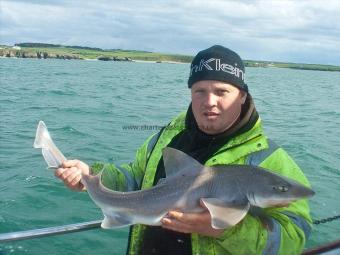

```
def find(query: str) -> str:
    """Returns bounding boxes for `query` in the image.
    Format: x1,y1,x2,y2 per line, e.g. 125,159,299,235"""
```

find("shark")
34,120,315,229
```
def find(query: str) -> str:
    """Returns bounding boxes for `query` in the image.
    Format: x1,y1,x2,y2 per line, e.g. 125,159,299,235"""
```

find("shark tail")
33,121,67,168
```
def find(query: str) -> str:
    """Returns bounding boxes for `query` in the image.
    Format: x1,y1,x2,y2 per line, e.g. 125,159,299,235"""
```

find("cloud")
1,0,340,65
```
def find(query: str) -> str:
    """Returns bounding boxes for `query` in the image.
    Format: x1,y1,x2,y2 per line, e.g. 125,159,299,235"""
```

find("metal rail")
0,220,101,243
1,220,339,255
302,239,340,255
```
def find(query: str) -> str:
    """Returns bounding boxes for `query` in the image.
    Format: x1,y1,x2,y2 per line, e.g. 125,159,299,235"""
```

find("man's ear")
240,92,247,104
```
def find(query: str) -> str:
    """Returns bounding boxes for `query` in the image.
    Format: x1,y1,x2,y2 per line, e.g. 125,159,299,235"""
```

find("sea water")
0,58,339,254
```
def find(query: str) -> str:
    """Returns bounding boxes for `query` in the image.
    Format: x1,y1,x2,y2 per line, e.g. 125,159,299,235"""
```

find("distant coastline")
1,43,340,72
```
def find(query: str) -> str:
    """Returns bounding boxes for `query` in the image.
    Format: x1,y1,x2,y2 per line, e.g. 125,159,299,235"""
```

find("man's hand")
161,200,225,237
55,160,90,191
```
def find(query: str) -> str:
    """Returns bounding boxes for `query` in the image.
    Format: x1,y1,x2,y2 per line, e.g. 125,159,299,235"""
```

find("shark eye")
273,186,289,192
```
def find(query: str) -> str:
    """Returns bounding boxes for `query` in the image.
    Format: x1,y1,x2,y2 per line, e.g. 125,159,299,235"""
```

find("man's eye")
217,90,229,94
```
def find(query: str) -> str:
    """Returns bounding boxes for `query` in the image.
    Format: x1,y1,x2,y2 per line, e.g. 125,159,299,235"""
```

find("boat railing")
1,220,339,254
0,220,101,242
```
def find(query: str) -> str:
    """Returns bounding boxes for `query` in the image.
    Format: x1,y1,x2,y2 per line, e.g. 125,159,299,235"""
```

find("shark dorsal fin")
162,147,205,178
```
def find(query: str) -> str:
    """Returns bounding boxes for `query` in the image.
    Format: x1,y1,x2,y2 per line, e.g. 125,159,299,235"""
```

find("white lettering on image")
190,58,244,81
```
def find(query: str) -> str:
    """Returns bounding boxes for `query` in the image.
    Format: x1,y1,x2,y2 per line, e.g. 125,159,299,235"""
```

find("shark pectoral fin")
201,198,250,229
101,214,133,229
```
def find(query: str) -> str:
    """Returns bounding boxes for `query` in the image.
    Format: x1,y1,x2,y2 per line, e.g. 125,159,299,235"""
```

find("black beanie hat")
188,45,248,92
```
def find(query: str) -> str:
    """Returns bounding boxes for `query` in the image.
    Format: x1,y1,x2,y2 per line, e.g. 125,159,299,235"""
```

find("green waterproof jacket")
92,112,312,255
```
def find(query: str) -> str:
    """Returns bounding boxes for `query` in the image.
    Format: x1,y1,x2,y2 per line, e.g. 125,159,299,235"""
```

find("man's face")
191,80,247,135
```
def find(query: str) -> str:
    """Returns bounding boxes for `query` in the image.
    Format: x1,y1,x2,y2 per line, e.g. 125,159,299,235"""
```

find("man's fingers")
62,159,79,168
54,160,88,192
65,168,81,184
55,167,73,179
70,175,82,187
55,167,81,183
67,176,83,191
59,167,75,180
161,218,193,234
167,210,210,225
162,212,224,237
63,170,83,191
55,167,66,178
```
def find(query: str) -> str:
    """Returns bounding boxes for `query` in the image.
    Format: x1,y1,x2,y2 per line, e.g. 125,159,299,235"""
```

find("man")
56,45,312,255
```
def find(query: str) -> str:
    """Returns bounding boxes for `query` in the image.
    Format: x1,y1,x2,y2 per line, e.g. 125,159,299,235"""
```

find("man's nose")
204,93,218,107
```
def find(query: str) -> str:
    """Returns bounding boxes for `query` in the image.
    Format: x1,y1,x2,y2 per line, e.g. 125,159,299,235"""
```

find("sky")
1,0,340,65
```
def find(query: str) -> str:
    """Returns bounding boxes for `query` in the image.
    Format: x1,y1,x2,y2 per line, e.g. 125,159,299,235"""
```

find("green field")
1,43,340,72
245,59,340,72
0,44,192,62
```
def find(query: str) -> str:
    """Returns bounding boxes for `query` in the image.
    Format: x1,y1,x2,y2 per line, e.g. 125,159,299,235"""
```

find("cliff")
1,44,339,72
0,48,82,60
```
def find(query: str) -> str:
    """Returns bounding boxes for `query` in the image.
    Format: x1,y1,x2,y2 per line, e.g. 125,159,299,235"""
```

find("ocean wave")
56,125,89,137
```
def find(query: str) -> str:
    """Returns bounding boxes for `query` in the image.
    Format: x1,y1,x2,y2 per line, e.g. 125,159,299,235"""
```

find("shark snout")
292,184,315,198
